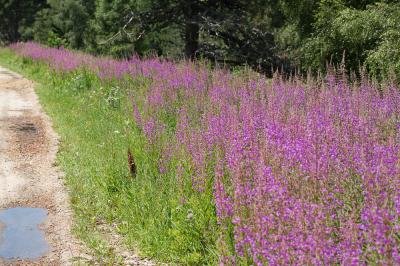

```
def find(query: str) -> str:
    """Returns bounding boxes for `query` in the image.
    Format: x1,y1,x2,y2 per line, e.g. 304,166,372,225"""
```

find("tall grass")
7,42,400,265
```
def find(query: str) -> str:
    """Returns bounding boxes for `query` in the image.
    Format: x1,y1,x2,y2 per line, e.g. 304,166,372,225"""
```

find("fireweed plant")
9,42,400,265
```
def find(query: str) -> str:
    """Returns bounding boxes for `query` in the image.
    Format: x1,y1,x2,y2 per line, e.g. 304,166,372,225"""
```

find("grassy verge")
0,48,218,265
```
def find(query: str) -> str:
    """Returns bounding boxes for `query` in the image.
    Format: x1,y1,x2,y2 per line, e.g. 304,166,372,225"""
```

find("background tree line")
0,0,399,78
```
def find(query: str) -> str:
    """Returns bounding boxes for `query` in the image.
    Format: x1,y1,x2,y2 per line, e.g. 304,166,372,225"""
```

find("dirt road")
0,66,84,265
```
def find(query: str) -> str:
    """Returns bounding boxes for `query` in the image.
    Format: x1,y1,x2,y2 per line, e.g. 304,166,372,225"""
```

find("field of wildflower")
5,42,400,265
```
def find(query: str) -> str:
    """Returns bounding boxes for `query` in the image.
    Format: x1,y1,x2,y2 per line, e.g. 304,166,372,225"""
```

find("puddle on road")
0,207,49,260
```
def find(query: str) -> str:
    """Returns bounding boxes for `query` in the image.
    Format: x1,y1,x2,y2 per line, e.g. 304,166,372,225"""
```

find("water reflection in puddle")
0,207,49,260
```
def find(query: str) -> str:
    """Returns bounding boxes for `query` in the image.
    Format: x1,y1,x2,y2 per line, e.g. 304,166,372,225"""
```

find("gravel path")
0,66,86,265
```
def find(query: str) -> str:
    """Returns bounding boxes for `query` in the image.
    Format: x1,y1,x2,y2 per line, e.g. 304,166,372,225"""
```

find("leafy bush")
302,1,400,79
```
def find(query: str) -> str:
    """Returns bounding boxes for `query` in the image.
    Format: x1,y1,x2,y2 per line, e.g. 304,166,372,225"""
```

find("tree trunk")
184,1,199,59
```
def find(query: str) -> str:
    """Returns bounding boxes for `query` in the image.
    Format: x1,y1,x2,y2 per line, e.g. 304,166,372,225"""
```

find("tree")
101,0,283,73
32,0,95,49
88,0,136,56
0,0,47,43
301,1,400,78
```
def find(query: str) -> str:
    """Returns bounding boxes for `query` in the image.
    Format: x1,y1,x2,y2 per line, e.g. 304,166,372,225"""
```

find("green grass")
0,48,218,265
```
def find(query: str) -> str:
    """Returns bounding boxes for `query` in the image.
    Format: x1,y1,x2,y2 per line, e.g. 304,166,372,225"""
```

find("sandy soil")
0,66,87,265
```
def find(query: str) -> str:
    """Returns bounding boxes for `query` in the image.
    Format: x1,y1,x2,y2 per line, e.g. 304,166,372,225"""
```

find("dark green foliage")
88,0,136,57
0,0,47,43
109,0,284,73
301,1,400,78
32,0,95,49
2,0,400,78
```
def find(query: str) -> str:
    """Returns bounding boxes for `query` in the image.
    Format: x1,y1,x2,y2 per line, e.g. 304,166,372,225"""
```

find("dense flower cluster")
12,42,400,265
